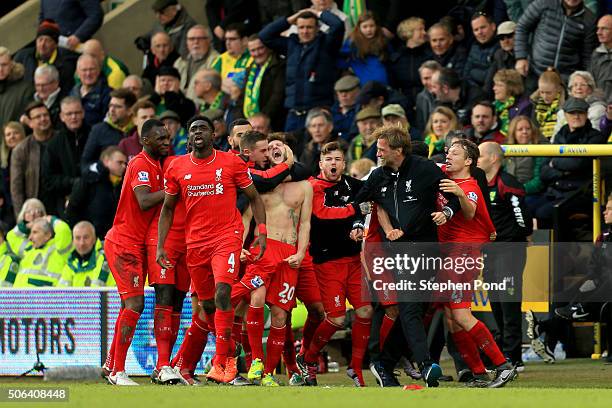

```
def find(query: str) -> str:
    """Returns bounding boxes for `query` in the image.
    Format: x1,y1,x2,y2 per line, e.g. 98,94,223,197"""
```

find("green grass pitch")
1,359,611,408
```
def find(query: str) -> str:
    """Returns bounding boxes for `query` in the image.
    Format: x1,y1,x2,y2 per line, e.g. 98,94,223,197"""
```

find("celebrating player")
157,117,267,384
103,119,170,386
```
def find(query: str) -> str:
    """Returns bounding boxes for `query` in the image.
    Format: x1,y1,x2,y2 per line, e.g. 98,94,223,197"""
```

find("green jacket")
14,240,67,287
58,239,115,287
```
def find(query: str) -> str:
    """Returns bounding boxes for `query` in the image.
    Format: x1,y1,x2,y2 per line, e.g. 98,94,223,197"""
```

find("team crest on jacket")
215,168,223,181
405,180,412,192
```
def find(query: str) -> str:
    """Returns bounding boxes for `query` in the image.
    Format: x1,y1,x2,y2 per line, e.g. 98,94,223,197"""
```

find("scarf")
243,58,270,118
535,96,560,139
495,96,515,136
424,133,446,157
199,91,225,112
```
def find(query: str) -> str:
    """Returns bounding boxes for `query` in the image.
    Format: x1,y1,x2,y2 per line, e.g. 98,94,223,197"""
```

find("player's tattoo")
288,208,299,243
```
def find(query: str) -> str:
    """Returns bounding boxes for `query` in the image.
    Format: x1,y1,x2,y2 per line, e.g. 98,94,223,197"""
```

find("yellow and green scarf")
243,58,270,118
495,96,515,136
535,96,560,139
424,133,446,157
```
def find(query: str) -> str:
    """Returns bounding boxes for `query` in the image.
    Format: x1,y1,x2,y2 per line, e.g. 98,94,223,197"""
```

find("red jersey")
164,150,253,249
437,176,495,243
146,156,187,250
106,150,163,246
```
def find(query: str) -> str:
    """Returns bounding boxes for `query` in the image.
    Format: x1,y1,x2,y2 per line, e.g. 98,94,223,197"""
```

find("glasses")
188,36,209,41
498,33,514,40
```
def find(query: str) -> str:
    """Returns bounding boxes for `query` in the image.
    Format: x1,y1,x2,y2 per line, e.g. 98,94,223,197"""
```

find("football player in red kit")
103,119,170,386
157,117,267,384
437,139,517,388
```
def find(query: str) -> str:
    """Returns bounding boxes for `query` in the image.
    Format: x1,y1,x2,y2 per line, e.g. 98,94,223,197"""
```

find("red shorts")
231,239,287,305
265,240,299,312
105,239,146,299
187,237,242,301
437,245,482,309
315,255,369,318
146,245,191,293
296,251,321,305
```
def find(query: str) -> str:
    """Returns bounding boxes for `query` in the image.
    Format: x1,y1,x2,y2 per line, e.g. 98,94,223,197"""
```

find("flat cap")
157,66,181,79
381,104,406,118
159,110,180,122
497,21,516,36
334,75,360,92
152,0,178,12
355,106,381,122
563,97,589,113
202,108,224,121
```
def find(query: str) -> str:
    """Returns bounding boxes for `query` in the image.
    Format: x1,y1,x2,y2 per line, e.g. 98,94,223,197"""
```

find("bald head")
73,221,97,256
597,15,612,48
151,31,173,61
477,141,504,176
82,39,105,64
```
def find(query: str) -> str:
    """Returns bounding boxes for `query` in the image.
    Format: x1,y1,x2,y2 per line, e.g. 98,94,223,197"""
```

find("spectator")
211,23,252,81
193,69,229,113
464,11,499,88
0,48,34,129
10,102,54,218
14,218,67,287
118,99,157,161
466,101,506,145
248,112,272,135
382,104,409,131
590,15,612,98
143,32,180,87
160,110,187,155
340,11,389,86
356,81,389,111
477,141,532,368
58,221,114,287
483,21,518,98
81,39,130,90
66,146,126,238
239,35,286,132
6,198,72,262
28,65,63,127
260,9,345,131
529,69,565,139
492,69,532,135
300,108,347,174
149,0,196,58
206,0,261,52
537,98,606,228
309,0,350,34
331,75,360,141
80,88,136,170
173,25,220,101
41,96,88,216
505,116,546,212
224,70,246,130
552,71,606,137
122,75,146,99
427,23,468,74
202,108,230,149
387,17,430,122
227,117,252,153
1,122,26,225
149,66,196,125
70,53,112,127
349,157,375,179
431,67,485,126
423,106,459,158
414,60,442,134
14,20,78,91
600,97,612,141
0,223,19,287
514,0,597,88
39,0,103,49
347,106,383,163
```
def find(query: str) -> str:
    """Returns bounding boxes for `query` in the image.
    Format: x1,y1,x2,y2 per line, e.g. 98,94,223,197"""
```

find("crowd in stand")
0,0,610,376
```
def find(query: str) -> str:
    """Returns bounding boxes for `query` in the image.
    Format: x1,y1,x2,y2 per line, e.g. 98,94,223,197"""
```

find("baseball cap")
334,75,360,92
355,106,381,122
497,21,516,36
382,104,406,118
152,0,178,12
563,97,589,113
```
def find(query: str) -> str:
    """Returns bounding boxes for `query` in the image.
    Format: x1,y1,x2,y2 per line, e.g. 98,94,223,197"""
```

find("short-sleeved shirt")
106,150,163,247
164,150,253,249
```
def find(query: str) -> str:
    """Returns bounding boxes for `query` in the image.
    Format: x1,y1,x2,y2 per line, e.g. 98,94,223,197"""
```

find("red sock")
246,305,265,361
452,330,487,374
105,309,122,370
112,308,140,373
170,312,181,351
379,314,396,351
154,306,174,369
264,325,286,374
300,314,322,355
350,316,371,386
305,319,341,363
205,310,216,333
232,316,243,344
214,309,234,365
283,321,299,375
241,329,252,368
468,321,506,367
172,313,209,371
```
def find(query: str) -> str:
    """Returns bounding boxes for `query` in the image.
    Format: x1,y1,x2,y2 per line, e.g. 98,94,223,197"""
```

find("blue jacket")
39,0,104,42
339,40,389,86
70,78,111,128
260,11,344,111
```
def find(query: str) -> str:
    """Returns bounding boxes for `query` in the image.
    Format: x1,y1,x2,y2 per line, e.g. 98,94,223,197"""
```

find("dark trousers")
485,243,526,363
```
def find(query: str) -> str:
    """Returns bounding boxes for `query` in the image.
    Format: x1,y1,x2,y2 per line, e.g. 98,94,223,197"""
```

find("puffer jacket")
515,0,597,76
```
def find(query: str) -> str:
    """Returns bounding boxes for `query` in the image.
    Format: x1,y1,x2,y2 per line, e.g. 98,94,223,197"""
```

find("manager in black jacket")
352,125,462,387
